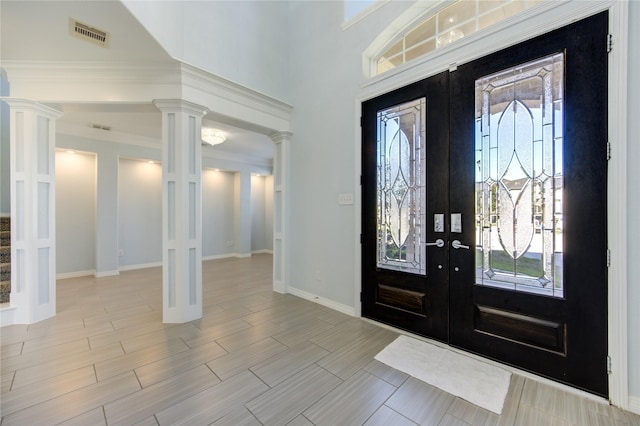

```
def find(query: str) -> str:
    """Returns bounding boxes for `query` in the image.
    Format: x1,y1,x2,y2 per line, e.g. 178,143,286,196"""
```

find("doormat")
374,335,511,414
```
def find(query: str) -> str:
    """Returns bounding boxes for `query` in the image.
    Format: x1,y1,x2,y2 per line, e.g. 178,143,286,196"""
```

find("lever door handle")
426,239,445,248
451,240,470,250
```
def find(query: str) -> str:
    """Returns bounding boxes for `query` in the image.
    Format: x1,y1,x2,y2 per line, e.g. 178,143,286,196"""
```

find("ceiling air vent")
89,123,112,131
69,18,110,48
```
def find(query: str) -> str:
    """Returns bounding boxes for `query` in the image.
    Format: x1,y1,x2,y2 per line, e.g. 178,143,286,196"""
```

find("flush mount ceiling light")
201,128,226,146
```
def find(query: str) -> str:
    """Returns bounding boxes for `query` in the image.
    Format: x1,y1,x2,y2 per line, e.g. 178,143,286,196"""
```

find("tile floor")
1,254,638,425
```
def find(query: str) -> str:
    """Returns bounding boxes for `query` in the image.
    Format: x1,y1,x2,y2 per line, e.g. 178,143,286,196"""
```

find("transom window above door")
375,0,543,76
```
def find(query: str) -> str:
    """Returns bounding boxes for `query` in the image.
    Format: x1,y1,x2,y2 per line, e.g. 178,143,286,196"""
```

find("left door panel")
362,71,450,342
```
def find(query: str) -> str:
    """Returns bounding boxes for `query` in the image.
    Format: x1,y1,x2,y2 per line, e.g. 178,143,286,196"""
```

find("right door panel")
449,12,609,397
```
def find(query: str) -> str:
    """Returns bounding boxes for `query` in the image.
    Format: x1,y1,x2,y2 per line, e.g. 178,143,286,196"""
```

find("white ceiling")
1,0,274,165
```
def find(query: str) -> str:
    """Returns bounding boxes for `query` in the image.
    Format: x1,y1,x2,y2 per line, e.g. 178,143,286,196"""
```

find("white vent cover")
69,18,110,48
89,123,112,131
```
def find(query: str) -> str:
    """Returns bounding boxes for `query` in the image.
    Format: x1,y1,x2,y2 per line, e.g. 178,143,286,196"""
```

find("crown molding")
2,60,181,85
179,62,293,123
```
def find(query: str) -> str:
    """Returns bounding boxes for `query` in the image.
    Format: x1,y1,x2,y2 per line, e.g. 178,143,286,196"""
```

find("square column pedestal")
154,100,208,323
4,98,62,324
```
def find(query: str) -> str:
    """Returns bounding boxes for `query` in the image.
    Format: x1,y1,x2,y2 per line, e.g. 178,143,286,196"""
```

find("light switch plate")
338,193,354,205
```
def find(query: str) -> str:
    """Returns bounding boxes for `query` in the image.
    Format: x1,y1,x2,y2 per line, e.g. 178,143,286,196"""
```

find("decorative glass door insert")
377,98,426,275
475,53,564,297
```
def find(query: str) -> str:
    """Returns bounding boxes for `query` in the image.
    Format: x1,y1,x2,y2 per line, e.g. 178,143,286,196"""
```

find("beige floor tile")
104,364,219,425
155,370,268,425
247,364,343,426
1,371,141,425
303,369,397,426
0,365,97,416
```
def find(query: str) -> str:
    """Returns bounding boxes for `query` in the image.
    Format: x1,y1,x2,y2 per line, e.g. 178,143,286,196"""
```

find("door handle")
451,240,470,250
426,239,445,248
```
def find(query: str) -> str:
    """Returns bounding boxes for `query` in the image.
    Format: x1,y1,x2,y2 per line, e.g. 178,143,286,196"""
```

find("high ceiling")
0,0,274,165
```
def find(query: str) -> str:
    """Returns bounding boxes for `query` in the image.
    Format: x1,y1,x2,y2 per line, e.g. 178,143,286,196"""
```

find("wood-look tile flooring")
1,254,638,425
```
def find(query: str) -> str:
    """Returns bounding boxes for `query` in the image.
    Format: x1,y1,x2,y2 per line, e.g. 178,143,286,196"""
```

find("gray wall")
55,150,96,274
203,169,235,257
54,134,273,271
251,175,273,252
627,0,640,399
118,158,162,268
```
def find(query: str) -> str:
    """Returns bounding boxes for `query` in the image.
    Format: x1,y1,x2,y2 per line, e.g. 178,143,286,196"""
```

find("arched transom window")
375,0,542,75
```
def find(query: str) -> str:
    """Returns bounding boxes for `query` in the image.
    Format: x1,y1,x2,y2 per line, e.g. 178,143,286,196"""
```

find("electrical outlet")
118,249,124,256
226,240,234,247
315,270,321,281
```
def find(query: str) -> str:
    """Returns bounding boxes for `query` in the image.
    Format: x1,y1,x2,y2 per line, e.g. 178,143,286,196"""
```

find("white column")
4,98,62,324
153,99,208,323
269,131,291,294
234,171,252,257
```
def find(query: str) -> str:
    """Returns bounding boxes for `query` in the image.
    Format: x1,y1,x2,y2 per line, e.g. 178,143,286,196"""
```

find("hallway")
1,254,637,425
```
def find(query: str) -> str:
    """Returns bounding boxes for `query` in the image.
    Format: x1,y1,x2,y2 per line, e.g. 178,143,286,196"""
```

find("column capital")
0,97,63,119
153,99,209,117
269,131,293,145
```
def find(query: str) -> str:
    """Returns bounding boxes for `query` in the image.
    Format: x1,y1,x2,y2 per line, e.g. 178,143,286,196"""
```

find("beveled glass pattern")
475,53,564,297
377,98,426,275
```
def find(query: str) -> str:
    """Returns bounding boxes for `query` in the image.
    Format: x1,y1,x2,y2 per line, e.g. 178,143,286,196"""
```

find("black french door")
362,12,609,397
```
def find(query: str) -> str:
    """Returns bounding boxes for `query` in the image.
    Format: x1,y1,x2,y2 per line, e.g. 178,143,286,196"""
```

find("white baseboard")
203,253,237,261
57,270,96,280
119,261,161,272
203,253,255,261
95,270,120,278
629,396,640,415
287,286,355,317
252,249,273,255
0,304,16,327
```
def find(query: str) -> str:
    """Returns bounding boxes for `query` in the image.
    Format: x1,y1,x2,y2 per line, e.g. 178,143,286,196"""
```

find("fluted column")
4,98,62,324
269,131,292,294
153,99,208,323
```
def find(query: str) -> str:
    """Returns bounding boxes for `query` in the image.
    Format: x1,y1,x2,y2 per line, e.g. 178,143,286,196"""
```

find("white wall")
287,0,409,304
118,158,162,268
121,0,291,103
55,150,96,275
202,169,235,258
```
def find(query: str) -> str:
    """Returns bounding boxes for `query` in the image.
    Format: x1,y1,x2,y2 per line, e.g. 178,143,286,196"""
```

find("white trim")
606,1,629,411
342,0,390,31
251,249,273,255
355,0,627,406
0,304,15,326
202,253,253,261
354,99,363,318
360,1,615,99
57,270,95,280
629,396,640,415
95,270,119,278
288,286,356,317
119,262,161,272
